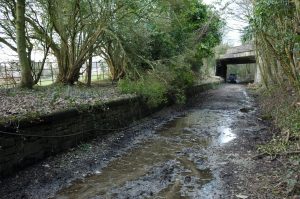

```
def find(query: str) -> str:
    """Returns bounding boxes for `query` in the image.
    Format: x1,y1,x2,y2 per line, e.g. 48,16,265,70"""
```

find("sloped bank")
0,80,221,178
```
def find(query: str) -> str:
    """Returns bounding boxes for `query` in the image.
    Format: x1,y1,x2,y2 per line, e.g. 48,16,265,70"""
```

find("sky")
203,0,249,46
0,46,18,61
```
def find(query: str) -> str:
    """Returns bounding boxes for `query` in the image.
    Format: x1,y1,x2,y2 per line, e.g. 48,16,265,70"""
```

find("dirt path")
0,84,278,199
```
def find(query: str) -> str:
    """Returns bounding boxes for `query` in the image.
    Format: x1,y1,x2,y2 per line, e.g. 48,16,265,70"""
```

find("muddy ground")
0,84,287,198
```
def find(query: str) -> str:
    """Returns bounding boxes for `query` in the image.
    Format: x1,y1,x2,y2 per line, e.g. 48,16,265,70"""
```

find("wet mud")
0,84,276,198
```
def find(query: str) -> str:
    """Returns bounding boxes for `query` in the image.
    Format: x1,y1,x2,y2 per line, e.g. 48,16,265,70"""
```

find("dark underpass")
215,44,257,82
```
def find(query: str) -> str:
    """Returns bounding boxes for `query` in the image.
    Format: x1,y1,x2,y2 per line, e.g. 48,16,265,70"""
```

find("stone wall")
0,97,152,178
0,81,220,178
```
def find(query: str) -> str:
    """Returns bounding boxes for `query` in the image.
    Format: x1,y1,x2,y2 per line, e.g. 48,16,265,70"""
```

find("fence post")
38,63,42,85
11,63,15,87
102,62,105,80
50,63,54,84
95,62,98,80
4,63,8,88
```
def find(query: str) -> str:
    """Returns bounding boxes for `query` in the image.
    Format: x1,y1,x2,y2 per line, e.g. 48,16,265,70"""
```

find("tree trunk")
56,45,69,84
87,54,92,86
55,44,86,85
295,0,300,23
16,0,33,88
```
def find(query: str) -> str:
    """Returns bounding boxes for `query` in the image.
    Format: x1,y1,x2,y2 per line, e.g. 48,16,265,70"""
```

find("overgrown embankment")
253,85,300,196
243,1,300,196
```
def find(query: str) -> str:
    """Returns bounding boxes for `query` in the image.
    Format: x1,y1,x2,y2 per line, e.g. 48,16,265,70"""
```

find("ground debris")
235,194,249,199
0,84,134,124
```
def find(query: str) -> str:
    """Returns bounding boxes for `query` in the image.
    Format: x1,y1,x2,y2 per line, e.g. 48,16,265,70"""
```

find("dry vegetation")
250,84,300,196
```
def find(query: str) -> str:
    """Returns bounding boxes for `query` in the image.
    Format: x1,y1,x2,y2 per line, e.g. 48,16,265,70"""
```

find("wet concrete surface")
0,84,276,199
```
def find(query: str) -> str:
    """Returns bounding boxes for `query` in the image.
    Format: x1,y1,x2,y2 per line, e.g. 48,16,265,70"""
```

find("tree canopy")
247,0,299,89
0,0,223,91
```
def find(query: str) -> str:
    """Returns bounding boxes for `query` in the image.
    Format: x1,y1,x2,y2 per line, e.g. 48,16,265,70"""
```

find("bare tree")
0,0,50,86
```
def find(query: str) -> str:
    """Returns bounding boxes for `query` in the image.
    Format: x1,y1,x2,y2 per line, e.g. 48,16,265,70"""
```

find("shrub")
118,76,168,107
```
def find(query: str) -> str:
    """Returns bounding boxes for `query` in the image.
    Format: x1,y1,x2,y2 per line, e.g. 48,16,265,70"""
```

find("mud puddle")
55,108,237,199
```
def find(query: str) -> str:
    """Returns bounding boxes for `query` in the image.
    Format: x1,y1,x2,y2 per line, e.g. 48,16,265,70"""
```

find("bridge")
215,44,260,82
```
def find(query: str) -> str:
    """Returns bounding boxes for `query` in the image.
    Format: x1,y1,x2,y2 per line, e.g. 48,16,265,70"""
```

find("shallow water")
55,108,237,199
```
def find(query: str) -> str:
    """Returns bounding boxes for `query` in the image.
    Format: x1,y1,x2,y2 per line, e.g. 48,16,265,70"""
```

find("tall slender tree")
16,0,33,88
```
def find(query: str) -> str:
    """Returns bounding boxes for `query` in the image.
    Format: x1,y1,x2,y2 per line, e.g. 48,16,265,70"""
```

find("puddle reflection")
218,127,236,144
